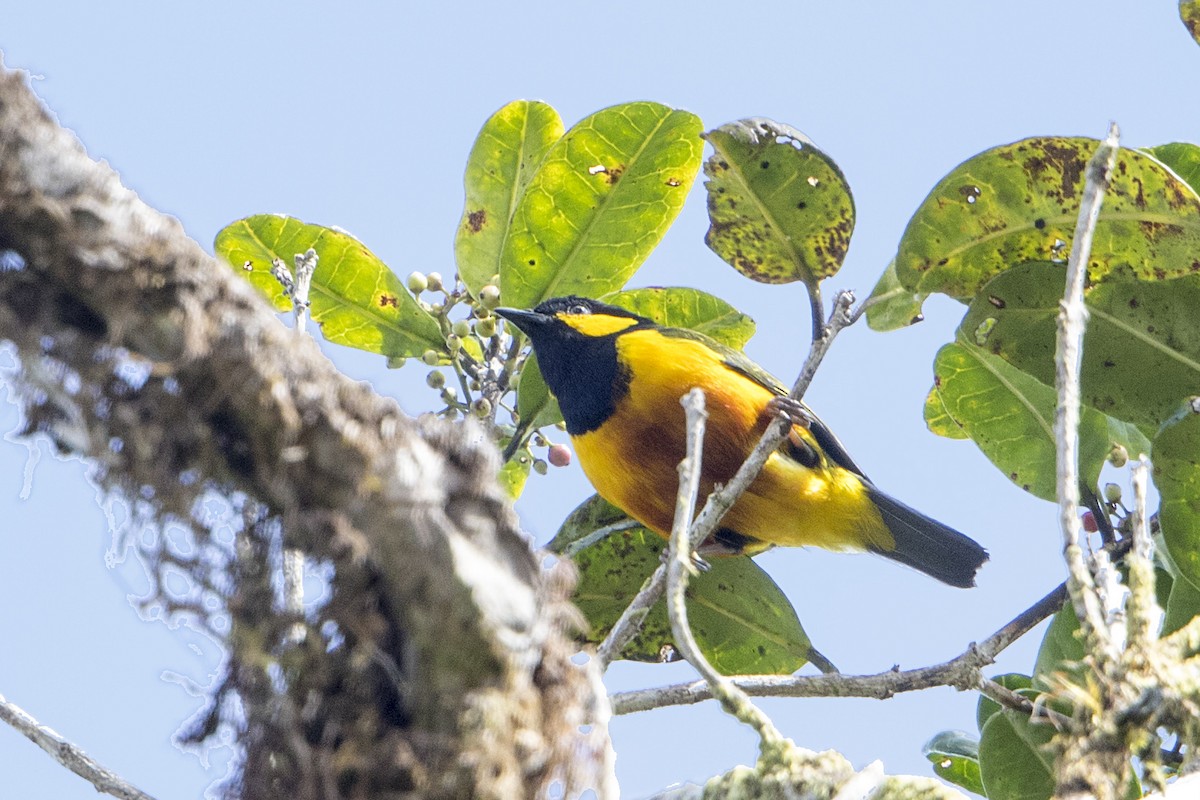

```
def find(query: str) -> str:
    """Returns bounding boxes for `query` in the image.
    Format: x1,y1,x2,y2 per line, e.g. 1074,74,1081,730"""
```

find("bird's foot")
768,395,814,428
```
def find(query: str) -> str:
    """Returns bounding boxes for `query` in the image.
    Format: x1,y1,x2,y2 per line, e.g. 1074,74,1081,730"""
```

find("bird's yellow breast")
570,329,891,553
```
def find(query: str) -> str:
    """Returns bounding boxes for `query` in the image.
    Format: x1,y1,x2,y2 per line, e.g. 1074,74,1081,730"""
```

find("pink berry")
1082,511,1098,533
547,443,572,468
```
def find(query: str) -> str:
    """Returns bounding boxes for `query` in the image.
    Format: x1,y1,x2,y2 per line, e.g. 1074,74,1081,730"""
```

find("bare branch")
0,693,158,800
1056,123,1121,659
612,579,1067,715
666,389,786,748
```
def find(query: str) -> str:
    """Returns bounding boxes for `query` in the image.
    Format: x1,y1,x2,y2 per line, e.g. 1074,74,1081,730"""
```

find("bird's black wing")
658,326,870,481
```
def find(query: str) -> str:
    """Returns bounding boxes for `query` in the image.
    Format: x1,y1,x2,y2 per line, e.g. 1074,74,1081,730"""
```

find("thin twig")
596,562,667,670
1056,124,1120,660
978,677,1072,730
688,290,857,575
612,579,1067,715
667,389,785,748
0,693,159,800
596,292,861,670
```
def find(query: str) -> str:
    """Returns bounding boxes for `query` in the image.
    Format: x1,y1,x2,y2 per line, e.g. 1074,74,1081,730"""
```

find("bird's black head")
496,296,651,434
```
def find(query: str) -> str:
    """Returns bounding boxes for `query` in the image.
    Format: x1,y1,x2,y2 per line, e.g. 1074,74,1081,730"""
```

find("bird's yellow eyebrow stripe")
557,313,639,337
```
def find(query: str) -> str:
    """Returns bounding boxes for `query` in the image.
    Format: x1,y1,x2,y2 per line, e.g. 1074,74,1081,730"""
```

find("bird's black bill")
495,307,551,337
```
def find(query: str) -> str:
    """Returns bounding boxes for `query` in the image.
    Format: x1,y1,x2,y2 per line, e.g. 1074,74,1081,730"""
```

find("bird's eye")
568,303,591,315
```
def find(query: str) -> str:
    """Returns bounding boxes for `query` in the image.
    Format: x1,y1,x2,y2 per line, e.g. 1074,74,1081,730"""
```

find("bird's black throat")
529,330,630,436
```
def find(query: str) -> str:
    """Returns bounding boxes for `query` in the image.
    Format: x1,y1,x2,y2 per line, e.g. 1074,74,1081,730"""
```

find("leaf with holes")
892,138,1200,324
923,731,983,796
455,100,564,297
1153,400,1200,593
549,502,820,674
215,215,445,359
703,118,854,286
959,261,1200,431
500,102,703,309
930,342,1150,501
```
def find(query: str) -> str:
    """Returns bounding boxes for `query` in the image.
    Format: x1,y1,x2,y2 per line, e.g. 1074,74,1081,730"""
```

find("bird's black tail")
866,487,988,588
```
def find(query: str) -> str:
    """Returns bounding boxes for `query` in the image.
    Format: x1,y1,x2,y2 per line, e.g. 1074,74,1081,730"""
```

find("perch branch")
612,578,1067,714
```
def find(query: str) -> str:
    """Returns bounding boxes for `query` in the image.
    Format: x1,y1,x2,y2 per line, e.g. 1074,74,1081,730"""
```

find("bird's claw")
768,395,814,428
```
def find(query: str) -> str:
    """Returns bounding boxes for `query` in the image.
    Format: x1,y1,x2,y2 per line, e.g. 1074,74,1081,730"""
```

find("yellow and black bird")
497,296,988,588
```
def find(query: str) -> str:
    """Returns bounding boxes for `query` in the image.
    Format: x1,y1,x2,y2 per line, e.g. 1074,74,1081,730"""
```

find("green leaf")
703,118,854,286
549,496,816,674
923,731,984,795
215,215,444,359
546,493,630,554
455,100,564,297
1164,564,1200,635
866,258,927,331
1144,142,1200,197
516,355,563,434
497,448,533,499
516,288,756,433
603,287,756,349
1181,1,1200,47
895,137,1200,308
930,342,1150,500
1153,399,1200,593
1032,602,1085,692
924,385,968,440
979,707,1056,800
960,261,1200,431
977,673,1033,732
500,102,704,309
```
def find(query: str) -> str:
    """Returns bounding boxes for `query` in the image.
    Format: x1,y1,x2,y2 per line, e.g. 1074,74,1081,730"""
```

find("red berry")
1082,511,1099,532
547,443,572,468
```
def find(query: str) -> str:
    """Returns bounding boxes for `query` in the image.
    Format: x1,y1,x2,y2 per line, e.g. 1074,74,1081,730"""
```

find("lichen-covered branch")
0,63,607,799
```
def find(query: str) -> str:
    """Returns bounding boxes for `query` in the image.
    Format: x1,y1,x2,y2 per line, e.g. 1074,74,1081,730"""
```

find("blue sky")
2,3,1197,798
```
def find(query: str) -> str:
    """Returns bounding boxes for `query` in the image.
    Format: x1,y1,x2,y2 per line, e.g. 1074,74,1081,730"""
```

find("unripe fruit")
422,350,440,366
1104,483,1122,504
426,272,444,292
446,333,462,354
476,317,497,338
426,370,445,389
532,459,548,475
1108,444,1129,468
479,284,501,309
1082,511,1099,533
407,271,428,293
471,398,492,418
452,320,471,338
548,443,571,468
441,386,457,403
